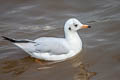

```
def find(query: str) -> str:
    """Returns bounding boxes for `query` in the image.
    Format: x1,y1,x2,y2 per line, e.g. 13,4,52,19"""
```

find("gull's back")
34,37,70,55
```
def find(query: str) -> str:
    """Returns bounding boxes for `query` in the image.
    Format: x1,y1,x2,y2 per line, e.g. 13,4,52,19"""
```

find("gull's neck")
65,31,80,41
64,30,82,52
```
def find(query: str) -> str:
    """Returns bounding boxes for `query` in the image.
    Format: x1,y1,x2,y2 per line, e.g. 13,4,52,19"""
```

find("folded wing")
34,37,70,55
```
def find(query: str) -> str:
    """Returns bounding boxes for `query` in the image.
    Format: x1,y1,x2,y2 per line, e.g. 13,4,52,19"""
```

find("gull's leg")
35,59,53,70
35,59,46,65
35,59,64,70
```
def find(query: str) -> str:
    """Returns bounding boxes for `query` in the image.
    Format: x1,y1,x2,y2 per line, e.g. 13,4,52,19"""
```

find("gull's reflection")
1,53,96,80
1,56,34,76
1,56,62,75
68,53,96,80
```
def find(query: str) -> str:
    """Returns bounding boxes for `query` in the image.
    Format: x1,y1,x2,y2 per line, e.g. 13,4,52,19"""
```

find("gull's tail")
2,36,17,42
2,36,36,56
1,36,34,43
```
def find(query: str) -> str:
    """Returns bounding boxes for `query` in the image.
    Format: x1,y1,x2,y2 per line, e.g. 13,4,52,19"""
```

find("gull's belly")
32,50,81,61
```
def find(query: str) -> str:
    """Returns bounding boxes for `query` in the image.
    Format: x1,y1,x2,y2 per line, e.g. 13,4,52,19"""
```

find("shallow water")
0,0,120,80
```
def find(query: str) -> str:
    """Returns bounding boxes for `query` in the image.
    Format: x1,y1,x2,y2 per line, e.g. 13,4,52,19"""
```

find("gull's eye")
69,27,71,30
74,24,78,27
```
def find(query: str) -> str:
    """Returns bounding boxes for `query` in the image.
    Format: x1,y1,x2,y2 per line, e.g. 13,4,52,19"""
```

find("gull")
2,18,91,61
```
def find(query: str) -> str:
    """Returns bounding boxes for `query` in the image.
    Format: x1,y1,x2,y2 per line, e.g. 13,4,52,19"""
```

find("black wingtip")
2,36,8,40
1,36,16,42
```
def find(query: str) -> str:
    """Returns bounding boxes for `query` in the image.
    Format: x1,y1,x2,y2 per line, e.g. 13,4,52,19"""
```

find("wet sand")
0,0,120,80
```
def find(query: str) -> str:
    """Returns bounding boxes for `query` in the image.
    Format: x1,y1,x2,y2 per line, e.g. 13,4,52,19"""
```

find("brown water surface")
0,0,120,80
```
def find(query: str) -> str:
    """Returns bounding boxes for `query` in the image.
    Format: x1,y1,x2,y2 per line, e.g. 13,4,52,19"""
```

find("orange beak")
81,25,91,29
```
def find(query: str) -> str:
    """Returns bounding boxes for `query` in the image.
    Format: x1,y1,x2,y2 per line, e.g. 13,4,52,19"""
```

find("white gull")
2,18,91,61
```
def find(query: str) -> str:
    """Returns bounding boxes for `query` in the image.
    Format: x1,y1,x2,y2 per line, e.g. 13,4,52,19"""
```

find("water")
0,0,120,80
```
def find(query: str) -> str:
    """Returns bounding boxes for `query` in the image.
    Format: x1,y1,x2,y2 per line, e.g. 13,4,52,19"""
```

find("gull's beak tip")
88,25,91,28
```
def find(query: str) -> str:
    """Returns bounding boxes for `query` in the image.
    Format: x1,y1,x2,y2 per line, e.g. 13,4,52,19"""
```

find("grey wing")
34,38,70,55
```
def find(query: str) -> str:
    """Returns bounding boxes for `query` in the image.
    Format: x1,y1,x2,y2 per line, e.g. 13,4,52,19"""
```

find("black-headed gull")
2,18,91,61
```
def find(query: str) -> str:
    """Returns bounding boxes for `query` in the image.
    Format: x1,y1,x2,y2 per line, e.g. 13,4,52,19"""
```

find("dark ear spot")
69,27,71,30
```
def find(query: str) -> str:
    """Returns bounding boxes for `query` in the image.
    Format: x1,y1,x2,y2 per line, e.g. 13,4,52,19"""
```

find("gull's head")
64,18,91,32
